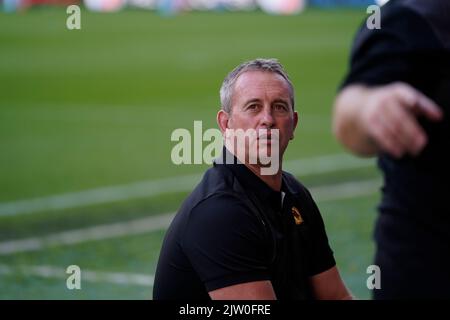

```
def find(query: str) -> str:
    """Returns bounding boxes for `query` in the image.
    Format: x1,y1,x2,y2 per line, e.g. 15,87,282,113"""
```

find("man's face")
225,70,298,163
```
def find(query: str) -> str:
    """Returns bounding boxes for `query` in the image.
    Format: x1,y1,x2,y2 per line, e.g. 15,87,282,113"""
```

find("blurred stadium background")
1,0,386,299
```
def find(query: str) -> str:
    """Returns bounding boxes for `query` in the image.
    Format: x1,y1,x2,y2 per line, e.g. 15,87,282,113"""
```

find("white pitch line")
0,212,175,255
310,178,381,202
0,264,154,287
0,174,200,218
0,153,374,217
0,178,380,256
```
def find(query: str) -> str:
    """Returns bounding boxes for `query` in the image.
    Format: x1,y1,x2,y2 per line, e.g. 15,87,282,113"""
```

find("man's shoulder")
178,164,249,216
179,171,265,242
353,1,440,51
282,171,320,212
191,164,241,199
403,0,450,49
282,170,309,195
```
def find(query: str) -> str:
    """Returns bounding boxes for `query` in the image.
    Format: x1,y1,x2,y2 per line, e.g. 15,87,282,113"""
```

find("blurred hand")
359,82,443,158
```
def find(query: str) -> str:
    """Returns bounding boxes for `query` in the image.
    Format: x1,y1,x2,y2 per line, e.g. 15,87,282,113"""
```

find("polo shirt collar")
215,147,283,212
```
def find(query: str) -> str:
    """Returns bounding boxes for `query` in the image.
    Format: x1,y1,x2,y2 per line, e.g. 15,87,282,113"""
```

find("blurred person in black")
333,0,449,299
154,59,352,300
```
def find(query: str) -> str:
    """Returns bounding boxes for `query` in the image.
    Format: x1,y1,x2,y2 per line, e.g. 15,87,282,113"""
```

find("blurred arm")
332,83,443,158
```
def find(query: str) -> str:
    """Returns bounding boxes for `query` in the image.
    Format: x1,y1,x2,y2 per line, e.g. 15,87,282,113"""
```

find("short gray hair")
220,58,295,113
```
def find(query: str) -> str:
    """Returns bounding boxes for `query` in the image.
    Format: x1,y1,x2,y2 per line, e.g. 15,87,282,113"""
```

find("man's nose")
260,108,275,128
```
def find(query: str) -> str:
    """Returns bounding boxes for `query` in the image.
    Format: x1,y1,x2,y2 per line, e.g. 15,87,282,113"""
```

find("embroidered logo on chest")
291,206,304,225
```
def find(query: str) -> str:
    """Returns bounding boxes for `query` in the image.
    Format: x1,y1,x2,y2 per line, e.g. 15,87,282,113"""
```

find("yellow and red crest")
292,206,303,225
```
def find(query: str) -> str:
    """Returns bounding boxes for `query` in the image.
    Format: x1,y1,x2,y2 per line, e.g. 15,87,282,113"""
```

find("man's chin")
256,144,278,157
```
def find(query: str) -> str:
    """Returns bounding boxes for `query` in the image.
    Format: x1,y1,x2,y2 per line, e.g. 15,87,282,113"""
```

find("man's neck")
223,146,283,191
244,162,283,192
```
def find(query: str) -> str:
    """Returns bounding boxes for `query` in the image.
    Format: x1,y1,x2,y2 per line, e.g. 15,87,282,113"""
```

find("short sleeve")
181,192,271,292
301,188,336,276
341,5,440,89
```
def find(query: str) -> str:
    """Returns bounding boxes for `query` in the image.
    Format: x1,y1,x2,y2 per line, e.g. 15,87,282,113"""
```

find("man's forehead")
233,70,291,96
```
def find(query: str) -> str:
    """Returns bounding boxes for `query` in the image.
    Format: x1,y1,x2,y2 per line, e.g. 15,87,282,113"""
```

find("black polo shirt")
341,0,450,298
153,149,335,300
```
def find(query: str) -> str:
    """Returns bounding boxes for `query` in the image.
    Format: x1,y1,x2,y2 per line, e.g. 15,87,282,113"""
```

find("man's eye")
247,104,259,110
274,104,288,111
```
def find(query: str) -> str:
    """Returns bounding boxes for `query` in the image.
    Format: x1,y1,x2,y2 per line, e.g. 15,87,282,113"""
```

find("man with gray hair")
154,58,352,300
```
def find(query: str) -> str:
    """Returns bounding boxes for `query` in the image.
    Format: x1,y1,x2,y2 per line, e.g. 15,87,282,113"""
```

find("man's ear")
217,109,230,134
291,111,299,140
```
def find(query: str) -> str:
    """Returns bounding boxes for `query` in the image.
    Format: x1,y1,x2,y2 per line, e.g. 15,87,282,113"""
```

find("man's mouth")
257,130,279,142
